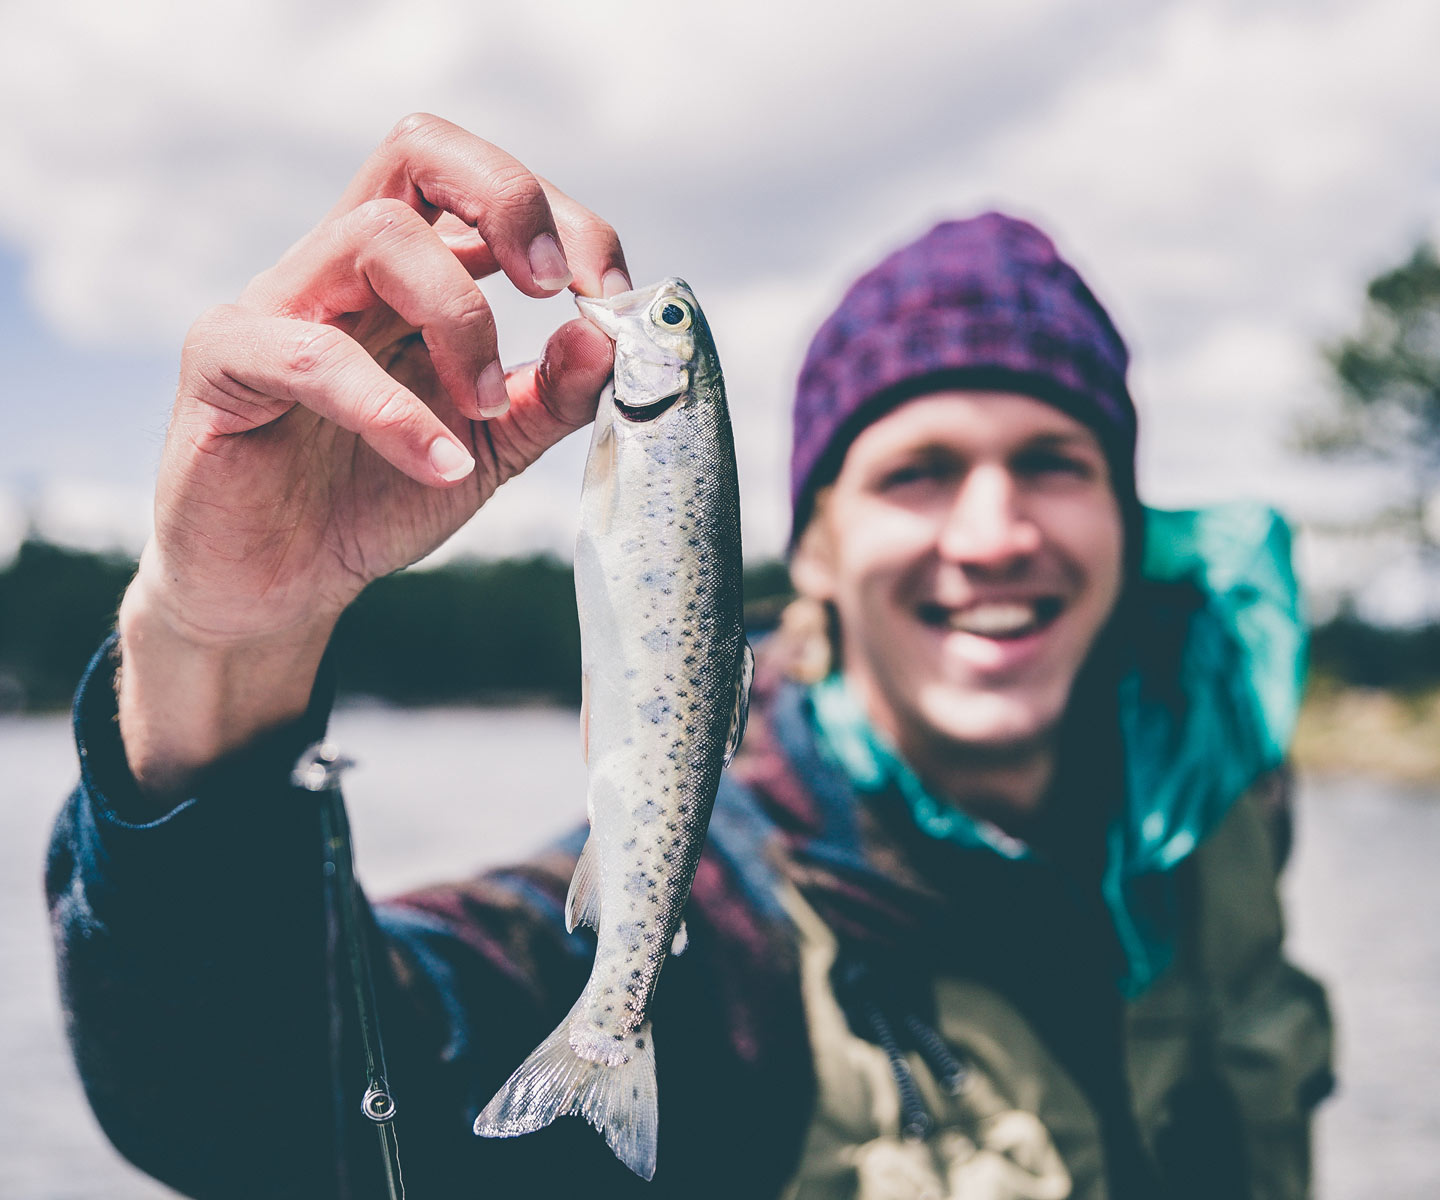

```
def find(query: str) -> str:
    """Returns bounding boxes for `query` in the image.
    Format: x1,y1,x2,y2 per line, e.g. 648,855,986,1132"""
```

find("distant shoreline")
13,685,1435,787
1293,684,1440,783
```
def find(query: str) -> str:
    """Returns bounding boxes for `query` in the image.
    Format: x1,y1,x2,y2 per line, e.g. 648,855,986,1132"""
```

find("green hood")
810,502,1307,996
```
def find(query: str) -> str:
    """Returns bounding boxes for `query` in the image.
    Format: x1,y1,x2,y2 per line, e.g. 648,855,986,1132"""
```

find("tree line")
0,540,793,713
1,534,1438,715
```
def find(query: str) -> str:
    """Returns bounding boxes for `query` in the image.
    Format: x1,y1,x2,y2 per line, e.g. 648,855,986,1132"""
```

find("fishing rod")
294,742,406,1200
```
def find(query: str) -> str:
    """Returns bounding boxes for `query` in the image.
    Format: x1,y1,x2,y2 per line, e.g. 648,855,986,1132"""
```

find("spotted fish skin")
474,279,751,1181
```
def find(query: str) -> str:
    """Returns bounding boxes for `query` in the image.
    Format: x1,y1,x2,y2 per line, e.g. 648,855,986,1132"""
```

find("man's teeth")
947,603,1042,637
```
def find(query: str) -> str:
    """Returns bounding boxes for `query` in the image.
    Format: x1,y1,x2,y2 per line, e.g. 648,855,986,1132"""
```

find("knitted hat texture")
789,213,1139,547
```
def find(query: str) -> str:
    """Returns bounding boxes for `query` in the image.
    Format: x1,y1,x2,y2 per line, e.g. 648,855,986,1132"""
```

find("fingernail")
428,436,475,482
601,269,632,298
476,361,510,418
528,233,573,291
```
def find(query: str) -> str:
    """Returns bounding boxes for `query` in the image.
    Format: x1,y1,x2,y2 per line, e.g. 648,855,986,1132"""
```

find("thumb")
481,318,613,480
511,317,614,435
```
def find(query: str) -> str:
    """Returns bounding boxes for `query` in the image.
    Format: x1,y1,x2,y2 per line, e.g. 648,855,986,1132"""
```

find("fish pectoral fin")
721,640,756,767
670,918,688,957
582,385,618,537
580,672,591,766
565,838,603,934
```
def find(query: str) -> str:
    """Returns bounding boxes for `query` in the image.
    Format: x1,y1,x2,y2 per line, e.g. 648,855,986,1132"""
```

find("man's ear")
789,490,837,601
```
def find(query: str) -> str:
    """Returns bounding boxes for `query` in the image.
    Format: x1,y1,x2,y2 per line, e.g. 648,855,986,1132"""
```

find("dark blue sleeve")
45,635,376,1197
46,639,599,1198
46,637,791,1200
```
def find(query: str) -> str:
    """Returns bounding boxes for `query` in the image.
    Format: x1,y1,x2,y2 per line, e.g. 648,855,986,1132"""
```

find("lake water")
4,706,1437,1198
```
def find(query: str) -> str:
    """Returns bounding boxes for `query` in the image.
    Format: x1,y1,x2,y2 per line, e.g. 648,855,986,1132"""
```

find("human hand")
117,115,628,791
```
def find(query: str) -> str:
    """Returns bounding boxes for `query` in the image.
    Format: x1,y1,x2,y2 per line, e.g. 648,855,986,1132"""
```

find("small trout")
474,279,752,1179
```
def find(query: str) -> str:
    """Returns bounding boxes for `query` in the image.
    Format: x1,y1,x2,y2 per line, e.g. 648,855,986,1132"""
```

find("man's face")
792,391,1125,759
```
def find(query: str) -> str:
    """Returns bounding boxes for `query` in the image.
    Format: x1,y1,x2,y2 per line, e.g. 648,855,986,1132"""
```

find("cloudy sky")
2,0,1439,616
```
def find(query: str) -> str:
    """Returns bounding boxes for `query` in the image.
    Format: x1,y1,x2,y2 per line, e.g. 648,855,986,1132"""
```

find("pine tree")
1299,241,1440,562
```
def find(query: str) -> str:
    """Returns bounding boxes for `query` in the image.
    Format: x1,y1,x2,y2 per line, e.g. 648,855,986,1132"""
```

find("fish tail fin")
474,1003,659,1180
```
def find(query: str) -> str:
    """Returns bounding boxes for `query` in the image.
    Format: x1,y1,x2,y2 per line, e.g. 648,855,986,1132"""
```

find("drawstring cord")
902,1012,970,1096
295,742,406,1200
854,988,932,1140
837,959,969,1141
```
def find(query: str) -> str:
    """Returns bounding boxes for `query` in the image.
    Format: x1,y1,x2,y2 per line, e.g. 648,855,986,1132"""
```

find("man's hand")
117,115,629,794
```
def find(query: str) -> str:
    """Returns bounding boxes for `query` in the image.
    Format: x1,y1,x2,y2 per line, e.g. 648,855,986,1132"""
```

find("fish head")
577,278,710,422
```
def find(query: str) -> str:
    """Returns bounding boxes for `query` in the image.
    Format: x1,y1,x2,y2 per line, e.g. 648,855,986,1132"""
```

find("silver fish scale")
573,325,744,1055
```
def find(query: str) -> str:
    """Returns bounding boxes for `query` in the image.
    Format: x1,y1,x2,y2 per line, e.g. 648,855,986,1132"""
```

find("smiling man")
48,120,1332,1200
786,216,1137,845
762,214,1334,1197
791,391,1124,808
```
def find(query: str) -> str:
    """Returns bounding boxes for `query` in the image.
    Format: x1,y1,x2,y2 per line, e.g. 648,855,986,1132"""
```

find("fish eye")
651,297,693,331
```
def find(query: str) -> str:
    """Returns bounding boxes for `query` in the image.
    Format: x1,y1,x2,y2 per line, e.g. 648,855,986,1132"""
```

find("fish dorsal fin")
722,640,755,767
670,918,688,957
565,837,602,934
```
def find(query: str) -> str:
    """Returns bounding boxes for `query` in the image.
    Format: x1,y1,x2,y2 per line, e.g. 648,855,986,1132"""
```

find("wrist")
117,559,337,797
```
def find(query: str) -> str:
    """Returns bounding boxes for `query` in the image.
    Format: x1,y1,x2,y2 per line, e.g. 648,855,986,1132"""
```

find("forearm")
116,548,336,799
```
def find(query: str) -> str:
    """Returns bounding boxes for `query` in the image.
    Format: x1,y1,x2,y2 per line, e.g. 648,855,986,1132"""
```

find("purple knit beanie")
790,213,1140,561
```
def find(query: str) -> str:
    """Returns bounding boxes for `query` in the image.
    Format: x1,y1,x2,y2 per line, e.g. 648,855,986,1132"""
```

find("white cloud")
2,0,1439,607
1134,318,1326,507
31,478,152,555
0,0,1082,346
0,490,26,567
418,435,588,566
961,0,1440,365
866,0,1440,555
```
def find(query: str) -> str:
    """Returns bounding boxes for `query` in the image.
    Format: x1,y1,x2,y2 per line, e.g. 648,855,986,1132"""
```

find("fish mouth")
614,390,684,423
576,287,661,337
576,293,627,338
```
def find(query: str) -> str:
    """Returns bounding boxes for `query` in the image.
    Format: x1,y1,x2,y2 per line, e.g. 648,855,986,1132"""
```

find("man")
48,116,1332,1198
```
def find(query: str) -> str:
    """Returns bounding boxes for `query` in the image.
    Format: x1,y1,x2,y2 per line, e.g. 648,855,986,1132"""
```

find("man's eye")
878,462,948,489
1016,451,1092,479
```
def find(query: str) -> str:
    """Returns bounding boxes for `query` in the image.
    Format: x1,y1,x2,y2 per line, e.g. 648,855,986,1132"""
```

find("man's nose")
936,466,1041,566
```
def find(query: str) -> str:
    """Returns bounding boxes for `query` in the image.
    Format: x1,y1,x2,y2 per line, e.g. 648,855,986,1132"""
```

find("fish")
473,278,753,1180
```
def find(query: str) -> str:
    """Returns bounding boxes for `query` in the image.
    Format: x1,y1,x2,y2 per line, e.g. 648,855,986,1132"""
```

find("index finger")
331,113,620,301
435,180,632,300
